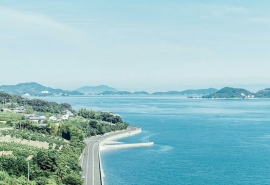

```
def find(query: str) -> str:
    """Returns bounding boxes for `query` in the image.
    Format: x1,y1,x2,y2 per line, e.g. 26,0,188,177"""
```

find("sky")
0,0,270,92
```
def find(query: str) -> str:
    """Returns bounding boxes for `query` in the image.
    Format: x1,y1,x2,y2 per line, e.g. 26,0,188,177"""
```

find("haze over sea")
42,96,270,185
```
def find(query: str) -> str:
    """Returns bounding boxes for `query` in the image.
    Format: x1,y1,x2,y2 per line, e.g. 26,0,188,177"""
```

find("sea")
41,96,270,185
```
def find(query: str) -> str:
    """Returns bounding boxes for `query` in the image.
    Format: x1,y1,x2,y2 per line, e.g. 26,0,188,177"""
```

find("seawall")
99,127,142,147
103,142,154,149
98,127,151,184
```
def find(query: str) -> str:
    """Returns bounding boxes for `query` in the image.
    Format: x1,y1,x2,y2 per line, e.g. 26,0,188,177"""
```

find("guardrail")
98,144,104,185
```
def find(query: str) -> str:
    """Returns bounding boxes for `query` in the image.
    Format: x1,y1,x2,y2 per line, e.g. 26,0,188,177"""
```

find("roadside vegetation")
0,91,129,184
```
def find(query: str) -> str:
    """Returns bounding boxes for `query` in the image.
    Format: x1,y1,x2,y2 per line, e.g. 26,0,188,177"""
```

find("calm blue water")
41,96,270,185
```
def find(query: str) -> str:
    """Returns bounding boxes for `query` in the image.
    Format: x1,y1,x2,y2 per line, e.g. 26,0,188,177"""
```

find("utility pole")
27,155,33,181
28,161,30,181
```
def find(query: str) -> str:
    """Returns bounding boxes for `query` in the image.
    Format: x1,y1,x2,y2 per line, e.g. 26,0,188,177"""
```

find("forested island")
0,82,218,96
3,82,270,99
202,87,270,99
0,91,128,184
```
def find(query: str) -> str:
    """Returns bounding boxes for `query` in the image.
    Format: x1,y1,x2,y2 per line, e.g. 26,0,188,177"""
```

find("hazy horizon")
1,81,270,93
1,1,270,92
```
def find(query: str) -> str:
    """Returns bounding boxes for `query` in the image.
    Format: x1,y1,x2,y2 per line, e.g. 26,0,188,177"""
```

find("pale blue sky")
0,0,270,92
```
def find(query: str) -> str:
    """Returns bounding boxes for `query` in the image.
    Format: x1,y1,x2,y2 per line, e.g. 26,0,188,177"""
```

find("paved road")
81,127,138,185
81,135,101,185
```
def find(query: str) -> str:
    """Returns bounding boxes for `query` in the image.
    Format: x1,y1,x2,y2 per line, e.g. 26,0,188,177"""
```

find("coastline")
99,126,142,150
98,126,152,184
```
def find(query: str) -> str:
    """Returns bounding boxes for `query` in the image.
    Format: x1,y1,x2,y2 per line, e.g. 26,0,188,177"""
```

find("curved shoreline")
98,126,151,184
82,126,153,185
99,126,142,149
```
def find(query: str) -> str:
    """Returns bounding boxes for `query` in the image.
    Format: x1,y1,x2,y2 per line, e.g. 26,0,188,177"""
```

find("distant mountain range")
96,88,217,95
152,88,218,95
202,87,270,99
75,85,118,95
98,91,150,95
0,83,218,96
0,82,83,96
2,83,270,98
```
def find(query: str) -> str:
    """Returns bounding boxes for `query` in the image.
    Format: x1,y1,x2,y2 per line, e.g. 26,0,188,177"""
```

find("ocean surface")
41,96,270,185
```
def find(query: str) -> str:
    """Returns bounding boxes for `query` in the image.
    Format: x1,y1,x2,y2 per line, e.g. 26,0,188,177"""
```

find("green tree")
62,173,83,185
35,177,48,185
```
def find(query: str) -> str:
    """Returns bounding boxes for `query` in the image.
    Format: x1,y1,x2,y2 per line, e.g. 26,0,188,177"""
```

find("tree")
50,123,59,136
35,177,48,185
35,150,58,172
60,103,72,111
89,120,98,129
62,173,83,185
25,105,34,114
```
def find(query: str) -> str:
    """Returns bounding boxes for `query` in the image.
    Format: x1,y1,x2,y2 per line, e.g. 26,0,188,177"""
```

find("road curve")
81,126,140,185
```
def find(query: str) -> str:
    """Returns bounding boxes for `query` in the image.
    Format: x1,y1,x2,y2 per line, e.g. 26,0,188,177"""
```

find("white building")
65,110,74,116
12,106,26,114
49,116,57,121
22,93,31,97
62,114,69,120
29,115,46,123
41,90,49,94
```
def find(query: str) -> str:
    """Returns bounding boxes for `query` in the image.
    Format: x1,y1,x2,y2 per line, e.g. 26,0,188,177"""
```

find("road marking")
82,127,135,185
85,143,91,185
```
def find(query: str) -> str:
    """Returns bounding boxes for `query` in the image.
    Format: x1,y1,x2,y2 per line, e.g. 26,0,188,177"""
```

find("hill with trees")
0,82,83,96
133,91,150,95
0,91,72,114
202,87,255,98
255,88,270,98
0,91,128,184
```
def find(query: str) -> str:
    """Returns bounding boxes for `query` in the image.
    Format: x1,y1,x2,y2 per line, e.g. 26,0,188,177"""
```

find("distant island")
98,91,149,95
255,88,270,98
152,88,218,96
97,88,217,96
202,87,270,99
0,82,218,96
0,82,83,96
75,85,118,95
2,83,270,98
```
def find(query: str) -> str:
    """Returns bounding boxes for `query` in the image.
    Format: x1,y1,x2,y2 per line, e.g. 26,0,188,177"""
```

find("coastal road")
81,127,138,185
81,135,101,185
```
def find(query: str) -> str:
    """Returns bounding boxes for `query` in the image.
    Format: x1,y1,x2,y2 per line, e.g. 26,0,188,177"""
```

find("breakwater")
98,126,154,184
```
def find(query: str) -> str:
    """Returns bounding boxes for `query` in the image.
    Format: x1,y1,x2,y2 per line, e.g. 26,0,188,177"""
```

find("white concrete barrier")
98,127,154,184
102,142,154,149
100,127,142,146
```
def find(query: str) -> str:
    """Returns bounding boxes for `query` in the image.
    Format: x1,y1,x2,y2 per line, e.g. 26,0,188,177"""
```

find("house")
22,93,31,97
49,116,57,121
62,114,69,120
64,110,74,116
41,90,49,94
12,106,26,113
29,115,46,123
0,108,12,113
